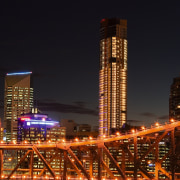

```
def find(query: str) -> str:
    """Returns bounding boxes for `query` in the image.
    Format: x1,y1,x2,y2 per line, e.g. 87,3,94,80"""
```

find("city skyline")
0,1,180,128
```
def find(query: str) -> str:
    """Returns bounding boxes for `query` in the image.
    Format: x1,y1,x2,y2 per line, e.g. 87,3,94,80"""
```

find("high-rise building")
169,76,180,121
99,18,128,136
4,72,33,142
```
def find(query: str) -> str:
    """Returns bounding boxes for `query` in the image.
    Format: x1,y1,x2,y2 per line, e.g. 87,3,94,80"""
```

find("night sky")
0,1,180,128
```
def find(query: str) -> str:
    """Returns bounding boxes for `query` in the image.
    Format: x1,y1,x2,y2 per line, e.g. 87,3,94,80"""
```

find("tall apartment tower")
99,18,127,136
169,76,180,121
4,72,33,142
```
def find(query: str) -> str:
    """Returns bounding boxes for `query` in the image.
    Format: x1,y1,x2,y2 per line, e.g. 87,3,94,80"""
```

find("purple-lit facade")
17,110,65,171
17,112,59,143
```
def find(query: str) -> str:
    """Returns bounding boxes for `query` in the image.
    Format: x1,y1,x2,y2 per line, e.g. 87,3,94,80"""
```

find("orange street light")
141,126,145,130
89,136,93,140
147,160,151,164
116,132,120,136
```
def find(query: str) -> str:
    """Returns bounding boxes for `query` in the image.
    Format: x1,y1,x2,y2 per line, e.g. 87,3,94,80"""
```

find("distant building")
60,119,77,139
60,119,98,140
99,18,128,136
78,124,91,132
4,72,33,142
169,76,180,121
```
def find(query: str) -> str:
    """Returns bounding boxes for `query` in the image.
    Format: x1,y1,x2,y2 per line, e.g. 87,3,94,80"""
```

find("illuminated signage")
7,72,32,76
21,117,30,121
27,122,30,126
21,118,58,127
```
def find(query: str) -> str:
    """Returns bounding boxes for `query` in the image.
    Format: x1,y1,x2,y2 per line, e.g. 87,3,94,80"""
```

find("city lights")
141,126,145,130
75,138,79,142
0,120,178,178
0,9,179,180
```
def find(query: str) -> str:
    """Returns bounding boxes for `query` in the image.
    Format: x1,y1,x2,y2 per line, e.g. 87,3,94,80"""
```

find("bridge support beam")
8,150,31,179
32,145,56,179
63,150,67,180
66,154,81,176
89,150,93,177
103,145,126,179
171,128,175,180
0,150,3,180
67,148,90,180
98,147,102,180
134,136,138,180
29,150,34,180
155,141,159,179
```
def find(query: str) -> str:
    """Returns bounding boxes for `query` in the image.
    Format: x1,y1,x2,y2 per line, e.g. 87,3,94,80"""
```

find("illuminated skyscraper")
4,72,33,142
99,18,127,136
169,76,180,121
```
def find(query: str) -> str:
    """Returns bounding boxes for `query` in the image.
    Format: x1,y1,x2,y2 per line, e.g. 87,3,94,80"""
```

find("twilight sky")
0,1,180,128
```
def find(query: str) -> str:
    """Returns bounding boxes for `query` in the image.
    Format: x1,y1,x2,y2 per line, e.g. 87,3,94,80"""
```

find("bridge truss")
1,121,180,180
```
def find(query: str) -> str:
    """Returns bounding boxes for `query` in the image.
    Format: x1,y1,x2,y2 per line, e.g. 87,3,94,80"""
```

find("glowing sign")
21,117,30,121
21,118,59,127
30,121,55,125
27,122,30,126
7,72,32,76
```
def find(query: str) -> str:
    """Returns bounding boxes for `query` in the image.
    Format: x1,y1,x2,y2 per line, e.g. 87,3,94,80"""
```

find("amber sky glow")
0,1,180,127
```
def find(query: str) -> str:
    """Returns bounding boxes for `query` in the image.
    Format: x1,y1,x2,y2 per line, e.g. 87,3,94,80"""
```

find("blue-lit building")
17,109,66,172
17,109,60,143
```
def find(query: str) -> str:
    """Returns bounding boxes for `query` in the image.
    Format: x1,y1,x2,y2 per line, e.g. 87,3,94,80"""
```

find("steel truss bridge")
1,121,180,180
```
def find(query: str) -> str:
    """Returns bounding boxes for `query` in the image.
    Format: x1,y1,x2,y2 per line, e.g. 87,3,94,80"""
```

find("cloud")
36,100,98,116
127,119,141,123
139,112,156,117
158,115,169,120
